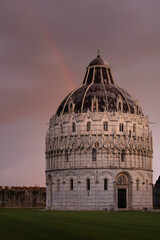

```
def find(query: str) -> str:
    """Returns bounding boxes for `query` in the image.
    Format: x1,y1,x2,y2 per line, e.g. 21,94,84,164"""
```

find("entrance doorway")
118,189,126,208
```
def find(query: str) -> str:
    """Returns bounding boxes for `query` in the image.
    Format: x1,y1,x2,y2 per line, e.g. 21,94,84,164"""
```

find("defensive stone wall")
0,186,46,208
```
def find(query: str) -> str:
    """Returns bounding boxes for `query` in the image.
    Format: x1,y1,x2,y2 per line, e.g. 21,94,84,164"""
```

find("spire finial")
97,49,101,58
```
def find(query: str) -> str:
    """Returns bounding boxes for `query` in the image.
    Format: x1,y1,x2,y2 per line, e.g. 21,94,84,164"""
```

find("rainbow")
21,0,76,91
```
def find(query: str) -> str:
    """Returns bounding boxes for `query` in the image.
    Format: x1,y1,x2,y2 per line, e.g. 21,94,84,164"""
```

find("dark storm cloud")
0,0,160,185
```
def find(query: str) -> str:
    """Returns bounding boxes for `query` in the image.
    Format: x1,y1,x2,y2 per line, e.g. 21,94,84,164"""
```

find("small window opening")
87,122,91,131
136,179,139,191
70,179,73,191
119,102,121,111
133,123,136,134
103,121,108,131
68,99,75,113
72,122,76,132
119,123,124,132
65,150,69,162
57,179,60,191
92,148,97,161
87,178,90,191
104,178,108,191
121,150,125,162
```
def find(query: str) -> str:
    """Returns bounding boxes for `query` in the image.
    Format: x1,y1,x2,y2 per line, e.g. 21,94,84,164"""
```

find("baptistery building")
45,53,153,210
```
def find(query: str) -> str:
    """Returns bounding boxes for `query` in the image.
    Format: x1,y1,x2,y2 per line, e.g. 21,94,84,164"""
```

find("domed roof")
88,56,110,67
56,54,143,116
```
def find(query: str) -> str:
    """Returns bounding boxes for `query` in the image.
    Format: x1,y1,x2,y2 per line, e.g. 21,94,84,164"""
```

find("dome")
88,56,110,67
56,54,142,116
46,52,153,211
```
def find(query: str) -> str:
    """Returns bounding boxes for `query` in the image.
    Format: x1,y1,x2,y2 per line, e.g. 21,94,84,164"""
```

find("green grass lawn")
0,209,160,240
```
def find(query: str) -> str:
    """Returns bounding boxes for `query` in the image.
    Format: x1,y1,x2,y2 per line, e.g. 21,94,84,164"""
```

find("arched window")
103,121,108,131
121,150,125,162
104,178,108,190
70,179,73,191
118,175,127,184
136,179,139,191
87,122,91,131
72,122,76,132
87,178,90,191
129,130,131,137
133,123,136,134
92,148,97,161
57,179,60,191
65,150,69,162
119,102,122,111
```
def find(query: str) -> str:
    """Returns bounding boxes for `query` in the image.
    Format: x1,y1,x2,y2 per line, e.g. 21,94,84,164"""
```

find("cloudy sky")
0,0,160,186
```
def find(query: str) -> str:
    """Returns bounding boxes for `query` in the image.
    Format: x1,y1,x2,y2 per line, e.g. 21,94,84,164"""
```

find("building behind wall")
0,186,46,208
45,53,153,211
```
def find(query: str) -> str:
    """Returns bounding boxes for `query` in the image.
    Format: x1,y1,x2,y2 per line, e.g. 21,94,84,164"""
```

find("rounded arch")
134,171,145,182
64,170,77,178
79,170,95,181
117,175,128,184
116,171,132,183
99,170,115,181
53,172,63,182
146,172,152,182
